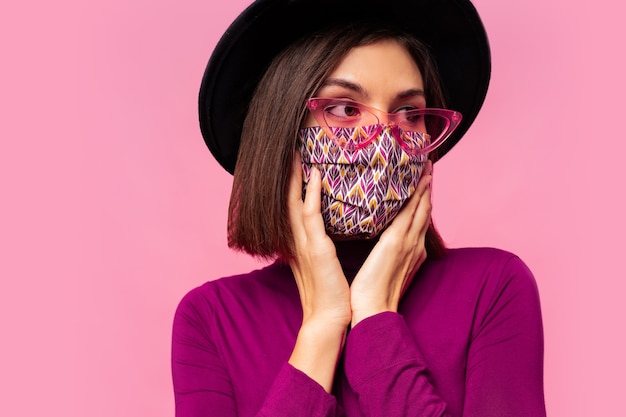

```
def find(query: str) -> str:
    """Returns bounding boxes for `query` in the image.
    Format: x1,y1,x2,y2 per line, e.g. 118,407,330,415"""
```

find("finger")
303,166,321,213
413,162,433,207
418,160,434,224
425,159,433,176
386,171,432,233
288,152,304,207
408,161,433,238
401,161,434,219
404,185,431,273
301,166,328,239
411,184,432,235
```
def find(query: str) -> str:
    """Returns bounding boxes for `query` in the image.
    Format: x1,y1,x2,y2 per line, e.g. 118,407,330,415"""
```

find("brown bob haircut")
227,22,447,261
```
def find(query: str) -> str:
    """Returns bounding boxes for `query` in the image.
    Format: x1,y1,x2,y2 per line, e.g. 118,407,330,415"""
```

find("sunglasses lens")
399,113,450,153
318,101,380,146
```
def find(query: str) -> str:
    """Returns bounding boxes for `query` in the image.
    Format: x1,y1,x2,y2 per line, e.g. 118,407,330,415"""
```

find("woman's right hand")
287,154,351,392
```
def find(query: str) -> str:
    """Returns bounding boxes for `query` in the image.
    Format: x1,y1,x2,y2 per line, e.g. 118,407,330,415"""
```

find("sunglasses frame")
306,97,462,155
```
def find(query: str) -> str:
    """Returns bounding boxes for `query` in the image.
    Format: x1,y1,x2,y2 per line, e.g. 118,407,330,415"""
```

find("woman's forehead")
323,40,424,99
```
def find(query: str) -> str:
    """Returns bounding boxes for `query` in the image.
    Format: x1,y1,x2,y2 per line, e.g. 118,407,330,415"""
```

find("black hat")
199,0,491,174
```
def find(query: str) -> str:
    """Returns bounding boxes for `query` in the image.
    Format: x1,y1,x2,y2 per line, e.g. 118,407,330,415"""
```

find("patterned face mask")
298,125,428,238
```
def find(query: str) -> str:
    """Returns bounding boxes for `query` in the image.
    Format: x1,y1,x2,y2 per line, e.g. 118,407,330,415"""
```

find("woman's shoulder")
402,246,542,343
436,247,534,278
172,262,302,388
174,261,299,322
441,246,524,263
418,246,539,297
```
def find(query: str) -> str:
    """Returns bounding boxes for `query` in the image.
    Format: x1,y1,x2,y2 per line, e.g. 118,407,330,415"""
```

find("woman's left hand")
350,161,433,327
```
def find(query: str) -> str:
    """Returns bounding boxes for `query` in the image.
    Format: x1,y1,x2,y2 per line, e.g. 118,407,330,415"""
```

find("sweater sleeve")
257,363,342,417
171,287,341,417
344,312,450,416
343,256,545,417
462,256,546,416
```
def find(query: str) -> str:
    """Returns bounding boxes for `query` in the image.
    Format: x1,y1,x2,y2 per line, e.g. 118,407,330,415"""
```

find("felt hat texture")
199,0,491,174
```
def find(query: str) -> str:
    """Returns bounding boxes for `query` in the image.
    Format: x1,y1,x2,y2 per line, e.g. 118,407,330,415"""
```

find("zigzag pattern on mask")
298,126,428,238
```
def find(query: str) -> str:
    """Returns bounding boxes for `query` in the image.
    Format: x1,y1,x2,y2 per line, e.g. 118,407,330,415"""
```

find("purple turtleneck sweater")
171,246,545,416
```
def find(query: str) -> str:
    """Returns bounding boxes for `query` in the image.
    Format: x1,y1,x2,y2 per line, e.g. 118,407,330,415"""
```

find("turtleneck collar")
334,239,377,284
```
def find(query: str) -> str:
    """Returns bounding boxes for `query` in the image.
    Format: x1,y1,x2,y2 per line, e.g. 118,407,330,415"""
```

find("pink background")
2,0,624,415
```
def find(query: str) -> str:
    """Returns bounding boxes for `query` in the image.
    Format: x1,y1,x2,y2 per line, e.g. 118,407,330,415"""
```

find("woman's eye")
326,104,361,118
394,105,424,125
397,108,424,124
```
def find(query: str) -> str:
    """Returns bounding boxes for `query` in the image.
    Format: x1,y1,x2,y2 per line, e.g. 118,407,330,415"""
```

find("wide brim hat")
199,0,491,174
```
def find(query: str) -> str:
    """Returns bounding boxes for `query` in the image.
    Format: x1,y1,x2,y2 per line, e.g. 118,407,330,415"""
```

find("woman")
172,0,546,416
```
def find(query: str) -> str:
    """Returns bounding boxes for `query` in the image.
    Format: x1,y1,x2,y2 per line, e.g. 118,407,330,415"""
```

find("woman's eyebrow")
320,79,425,101
320,78,369,98
396,88,425,100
